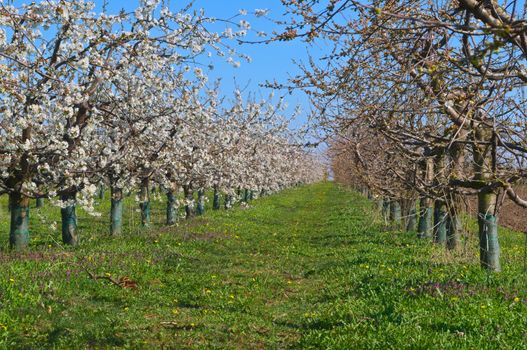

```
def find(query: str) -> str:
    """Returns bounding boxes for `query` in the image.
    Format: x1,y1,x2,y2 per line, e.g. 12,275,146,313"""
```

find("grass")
2,182,527,348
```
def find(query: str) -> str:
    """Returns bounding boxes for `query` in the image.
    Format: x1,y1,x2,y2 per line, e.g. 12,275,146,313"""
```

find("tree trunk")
243,189,250,203
197,189,205,215
447,209,461,250
406,201,417,232
98,184,104,200
474,127,500,271
139,178,151,227
433,200,447,245
431,151,448,245
110,187,123,236
10,125,31,249
9,191,30,250
382,199,390,223
166,191,176,225
390,200,401,228
36,197,44,208
417,197,433,238
376,198,384,214
447,136,466,250
183,185,194,219
478,190,500,271
224,194,232,210
418,156,434,239
61,192,78,246
213,186,220,210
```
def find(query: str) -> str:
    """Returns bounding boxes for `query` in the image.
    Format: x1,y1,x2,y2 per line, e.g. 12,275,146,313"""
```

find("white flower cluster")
0,0,325,245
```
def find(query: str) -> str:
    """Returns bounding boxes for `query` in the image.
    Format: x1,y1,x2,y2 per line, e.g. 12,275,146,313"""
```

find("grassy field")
2,182,527,349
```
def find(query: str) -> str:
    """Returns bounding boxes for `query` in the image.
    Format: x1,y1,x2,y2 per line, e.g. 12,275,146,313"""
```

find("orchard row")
0,1,325,249
279,0,527,271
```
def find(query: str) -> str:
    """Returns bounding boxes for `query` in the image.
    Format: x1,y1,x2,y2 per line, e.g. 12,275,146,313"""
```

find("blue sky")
97,0,321,130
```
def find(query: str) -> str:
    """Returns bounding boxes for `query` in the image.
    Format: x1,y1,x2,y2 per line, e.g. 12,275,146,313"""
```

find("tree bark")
406,200,417,232
224,194,233,210
418,156,434,239
183,185,194,219
166,191,176,225
446,136,466,250
382,198,390,223
213,186,220,210
61,192,78,245
9,191,30,250
474,127,500,271
417,197,433,239
478,190,500,271
110,187,123,236
390,200,402,228
447,210,461,250
433,200,447,245
197,189,205,215
139,178,151,227
376,198,384,213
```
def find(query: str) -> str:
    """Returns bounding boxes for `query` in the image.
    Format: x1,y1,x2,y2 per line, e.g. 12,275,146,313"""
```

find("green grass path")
2,182,527,349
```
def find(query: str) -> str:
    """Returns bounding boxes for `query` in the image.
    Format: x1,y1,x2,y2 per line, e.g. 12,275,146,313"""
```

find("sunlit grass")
1,183,527,349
